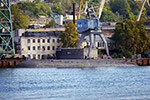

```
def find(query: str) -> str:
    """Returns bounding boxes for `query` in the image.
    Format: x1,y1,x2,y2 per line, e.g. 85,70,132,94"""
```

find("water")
0,66,150,100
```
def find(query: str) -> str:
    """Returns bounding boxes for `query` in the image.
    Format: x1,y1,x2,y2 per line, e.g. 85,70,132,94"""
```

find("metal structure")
137,0,150,21
0,0,15,58
77,0,110,57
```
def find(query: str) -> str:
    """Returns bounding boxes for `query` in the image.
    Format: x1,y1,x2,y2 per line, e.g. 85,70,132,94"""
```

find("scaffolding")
0,0,15,58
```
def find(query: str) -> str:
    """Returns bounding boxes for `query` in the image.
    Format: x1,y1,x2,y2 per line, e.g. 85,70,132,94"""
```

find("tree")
45,20,57,28
110,0,131,19
17,1,51,18
44,0,60,3
111,19,150,57
101,2,119,21
11,5,30,30
59,21,79,48
51,3,64,15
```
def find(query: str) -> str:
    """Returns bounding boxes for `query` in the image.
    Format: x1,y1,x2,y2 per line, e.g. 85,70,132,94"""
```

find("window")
28,46,30,50
33,46,35,50
47,46,50,50
33,54,36,59
57,39,59,43
38,39,40,43
38,46,40,50
38,55,40,59
43,39,45,43
52,39,55,43
102,42,104,47
33,39,35,43
98,42,100,47
100,42,102,47
42,46,45,51
52,46,55,50
27,39,30,43
47,39,50,43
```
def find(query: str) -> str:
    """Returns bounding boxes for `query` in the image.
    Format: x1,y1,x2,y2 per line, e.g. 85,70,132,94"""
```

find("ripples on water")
0,66,150,100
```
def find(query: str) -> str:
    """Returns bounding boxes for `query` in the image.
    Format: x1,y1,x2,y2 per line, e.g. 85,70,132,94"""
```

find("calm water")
0,66,150,100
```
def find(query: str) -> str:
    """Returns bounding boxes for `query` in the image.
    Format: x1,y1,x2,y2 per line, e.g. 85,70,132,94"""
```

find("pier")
0,59,25,68
119,58,150,66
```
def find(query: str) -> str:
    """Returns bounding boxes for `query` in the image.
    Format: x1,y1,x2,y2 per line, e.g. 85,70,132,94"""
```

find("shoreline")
14,59,138,68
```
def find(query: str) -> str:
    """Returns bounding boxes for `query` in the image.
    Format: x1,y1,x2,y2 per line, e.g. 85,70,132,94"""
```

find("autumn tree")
59,21,79,48
111,19,150,57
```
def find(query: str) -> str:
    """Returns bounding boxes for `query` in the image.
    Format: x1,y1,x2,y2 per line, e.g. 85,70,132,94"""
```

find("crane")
0,0,15,59
77,0,110,57
137,0,150,21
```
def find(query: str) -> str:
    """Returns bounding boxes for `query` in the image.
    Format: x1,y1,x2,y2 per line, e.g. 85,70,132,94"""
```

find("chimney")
73,3,75,24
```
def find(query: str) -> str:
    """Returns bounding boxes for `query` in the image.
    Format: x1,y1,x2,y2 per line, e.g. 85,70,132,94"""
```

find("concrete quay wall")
15,59,137,68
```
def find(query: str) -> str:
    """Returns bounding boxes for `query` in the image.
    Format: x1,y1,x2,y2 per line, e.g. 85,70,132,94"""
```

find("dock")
119,58,150,66
0,59,26,68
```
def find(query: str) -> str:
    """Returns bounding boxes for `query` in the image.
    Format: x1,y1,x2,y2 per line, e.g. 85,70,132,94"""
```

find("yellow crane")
78,0,83,19
96,0,106,19
137,0,150,21
78,0,106,20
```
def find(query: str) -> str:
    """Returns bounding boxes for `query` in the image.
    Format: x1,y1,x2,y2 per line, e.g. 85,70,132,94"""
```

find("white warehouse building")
14,29,63,59
21,31,62,59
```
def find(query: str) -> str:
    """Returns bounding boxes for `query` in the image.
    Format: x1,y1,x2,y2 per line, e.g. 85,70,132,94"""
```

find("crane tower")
0,0,15,58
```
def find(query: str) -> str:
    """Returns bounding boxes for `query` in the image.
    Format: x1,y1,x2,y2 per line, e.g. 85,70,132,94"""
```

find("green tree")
45,20,57,28
59,21,79,48
17,1,51,18
110,0,131,19
44,0,60,3
101,2,119,21
51,3,64,15
112,19,150,57
11,5,30,30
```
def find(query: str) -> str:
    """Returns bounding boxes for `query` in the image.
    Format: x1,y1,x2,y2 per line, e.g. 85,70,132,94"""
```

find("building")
14,28,63,59
82,36,114,50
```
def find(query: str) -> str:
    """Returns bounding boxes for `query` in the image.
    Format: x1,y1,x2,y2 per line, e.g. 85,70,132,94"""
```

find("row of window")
28,54,55,59
27,38,60,43
86,42,112,47
27,46,59,51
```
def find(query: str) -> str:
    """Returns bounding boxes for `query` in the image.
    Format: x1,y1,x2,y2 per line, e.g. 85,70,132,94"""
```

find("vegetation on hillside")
11,5,30,30
11,0,150,27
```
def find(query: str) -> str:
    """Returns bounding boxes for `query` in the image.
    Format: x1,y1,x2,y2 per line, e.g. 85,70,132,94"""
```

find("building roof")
22,31,62,37
26,27,65,32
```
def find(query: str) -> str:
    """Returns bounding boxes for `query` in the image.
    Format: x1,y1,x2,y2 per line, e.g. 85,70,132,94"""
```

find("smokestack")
73,3,75,24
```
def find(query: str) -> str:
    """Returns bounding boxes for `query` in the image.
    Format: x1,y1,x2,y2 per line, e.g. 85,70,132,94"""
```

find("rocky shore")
15,59,137,68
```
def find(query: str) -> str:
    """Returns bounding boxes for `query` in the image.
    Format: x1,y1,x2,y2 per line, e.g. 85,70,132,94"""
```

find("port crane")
137,0,150,21
0,0,15,59
77,0,110,57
